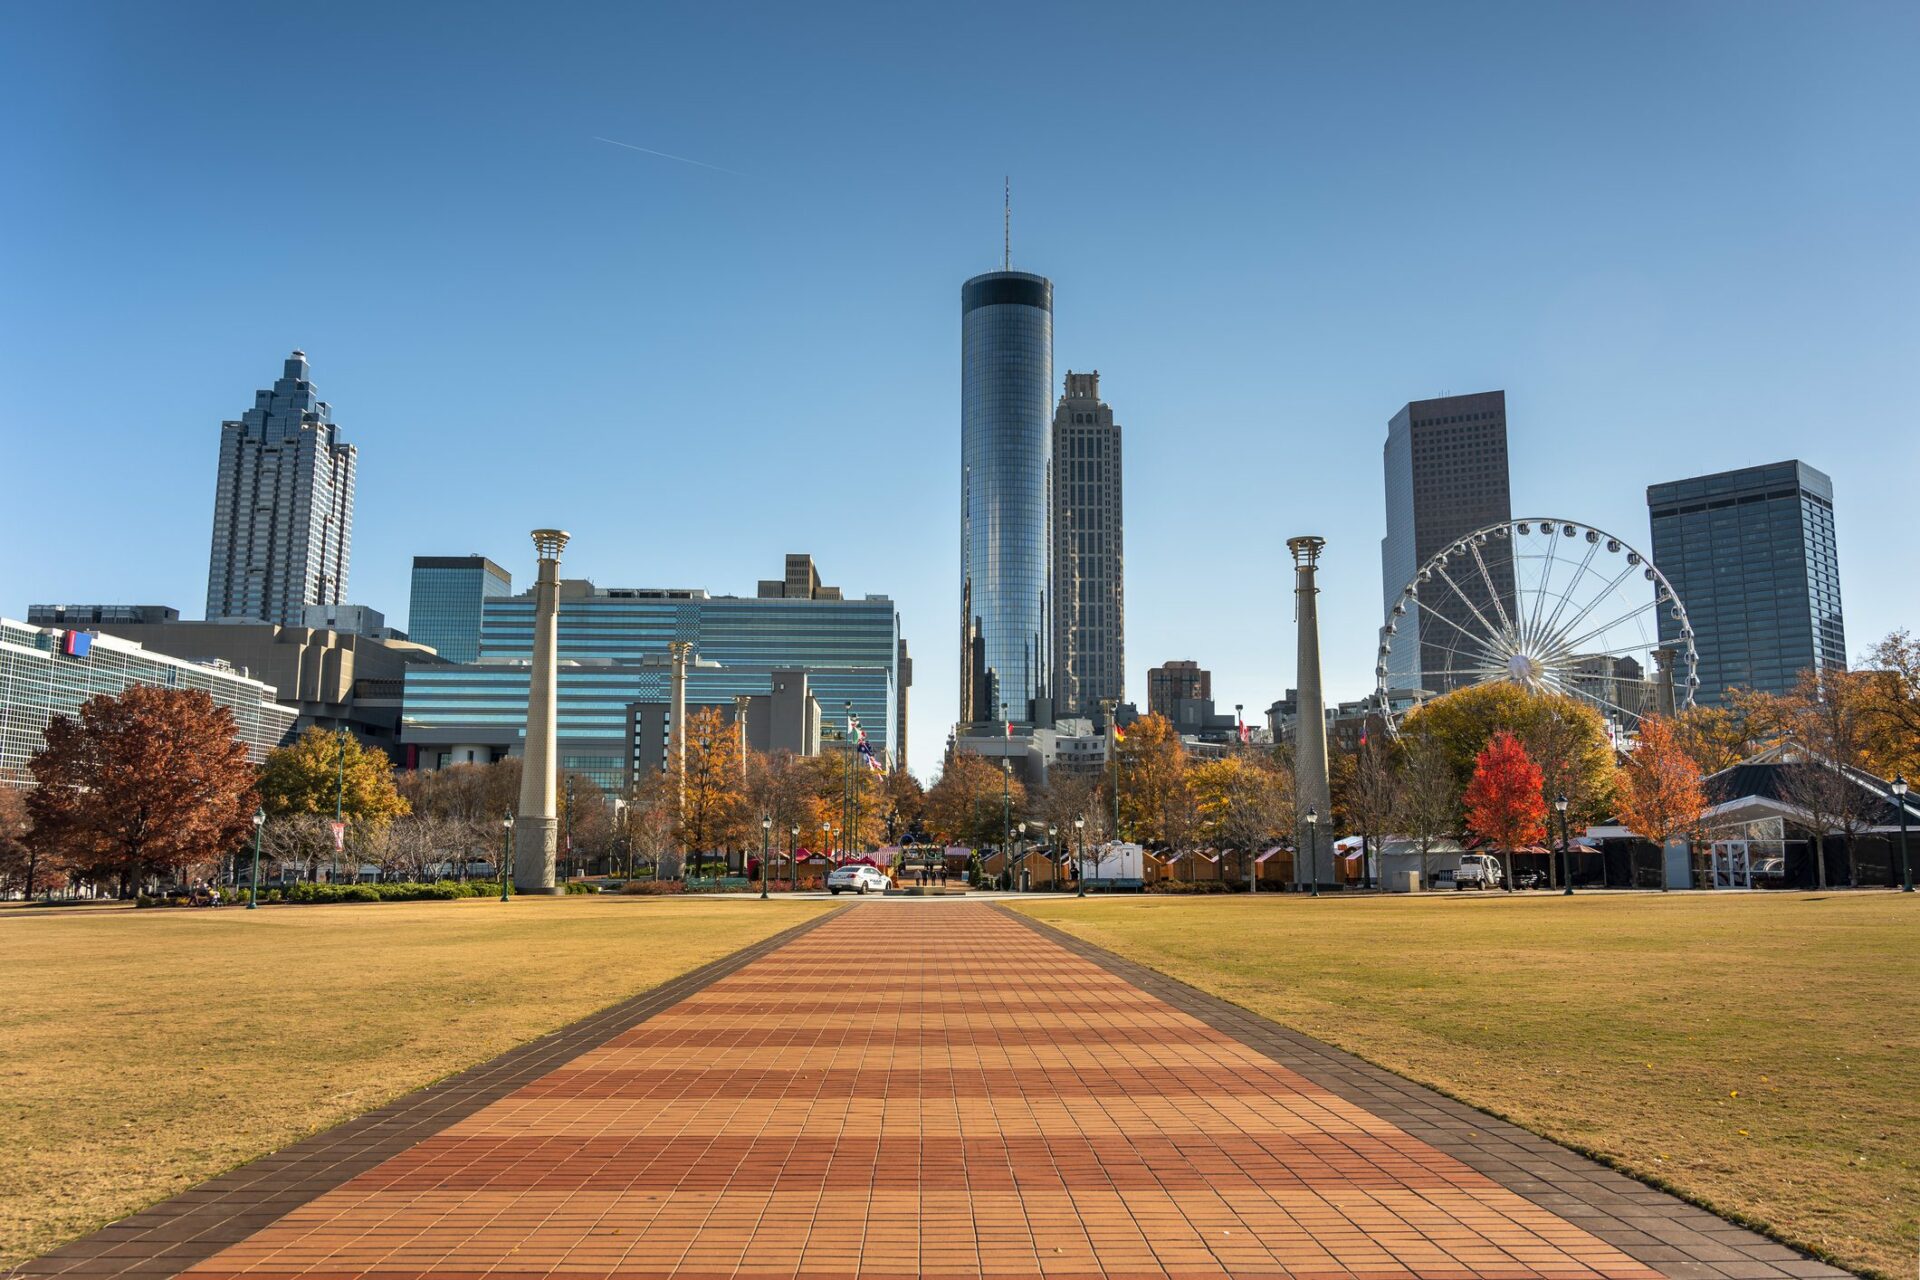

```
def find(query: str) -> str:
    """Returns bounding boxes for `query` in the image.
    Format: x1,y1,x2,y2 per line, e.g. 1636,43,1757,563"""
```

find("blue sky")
3,2,1915,777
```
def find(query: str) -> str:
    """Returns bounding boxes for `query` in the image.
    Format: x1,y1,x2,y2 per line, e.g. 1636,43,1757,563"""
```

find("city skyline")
4,4,1916,777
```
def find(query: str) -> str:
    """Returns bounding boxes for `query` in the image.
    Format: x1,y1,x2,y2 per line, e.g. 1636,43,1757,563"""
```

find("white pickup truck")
1452,852,1505,890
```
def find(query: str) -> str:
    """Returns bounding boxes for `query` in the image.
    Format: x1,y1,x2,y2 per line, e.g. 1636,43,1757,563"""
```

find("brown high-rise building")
1051,371,1124,721
1380,390,1515,694
1147,660,1210,718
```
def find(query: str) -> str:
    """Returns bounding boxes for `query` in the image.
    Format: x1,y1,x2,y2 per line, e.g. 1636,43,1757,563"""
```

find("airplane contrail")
593,136,748,178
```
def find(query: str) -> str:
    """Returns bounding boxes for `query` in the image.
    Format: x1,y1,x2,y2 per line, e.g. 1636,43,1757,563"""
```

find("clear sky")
3,2,1915,778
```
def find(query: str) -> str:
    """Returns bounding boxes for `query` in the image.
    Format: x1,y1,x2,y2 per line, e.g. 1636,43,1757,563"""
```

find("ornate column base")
513,816,561,894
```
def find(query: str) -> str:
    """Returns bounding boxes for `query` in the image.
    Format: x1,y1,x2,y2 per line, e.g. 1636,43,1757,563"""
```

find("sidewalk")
17,901,1849,1280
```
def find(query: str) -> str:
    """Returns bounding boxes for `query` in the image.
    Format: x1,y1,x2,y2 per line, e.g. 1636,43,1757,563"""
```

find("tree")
258,727,409,822
1737,669,1876,887
1398,731,1458,890
624,767,680,878
1613,715,1708,892
1462,731,1546,891
1189,753,1293,884
1115,713,1187,845
0,787,59,898
924,750,1025,849
794,748,887,852
27,687,259,896
1856,630,1920,779
1399,683,1616,829
1032,772,1110,850
1341,741,1401,888
881,767,926,842
1671,704,1755,777
671,705,749,865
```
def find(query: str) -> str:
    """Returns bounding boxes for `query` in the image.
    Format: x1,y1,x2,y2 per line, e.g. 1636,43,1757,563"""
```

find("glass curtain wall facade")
401,585,901,789
408,556,513,663
1647,460,1844,704
1380,391,1515,694
1,619,296,785
206,351,356,626
961,271,1053,727
1050,371,1124,721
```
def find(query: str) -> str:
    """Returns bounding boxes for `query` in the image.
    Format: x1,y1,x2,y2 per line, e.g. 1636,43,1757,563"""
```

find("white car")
827,865,891,896
1453,853,1505,890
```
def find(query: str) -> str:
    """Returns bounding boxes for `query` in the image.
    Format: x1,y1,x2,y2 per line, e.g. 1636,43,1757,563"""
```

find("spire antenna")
1003,176,1010,271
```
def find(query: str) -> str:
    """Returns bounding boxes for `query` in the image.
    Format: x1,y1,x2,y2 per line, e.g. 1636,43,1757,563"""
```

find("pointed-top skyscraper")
205,350,357,625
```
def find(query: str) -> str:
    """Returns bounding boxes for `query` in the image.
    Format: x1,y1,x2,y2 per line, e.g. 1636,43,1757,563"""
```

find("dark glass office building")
1647,460,1844,705
1379,391,1515,694
408,556,513,663
961,270,1053,727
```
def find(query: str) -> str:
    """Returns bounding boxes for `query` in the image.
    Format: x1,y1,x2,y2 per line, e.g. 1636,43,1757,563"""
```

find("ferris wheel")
1375,518,1697,731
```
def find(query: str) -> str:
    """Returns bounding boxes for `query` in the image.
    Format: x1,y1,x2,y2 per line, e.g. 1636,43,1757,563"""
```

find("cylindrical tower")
1289,536,1331,889
515,528,569,894
961,270,1053,728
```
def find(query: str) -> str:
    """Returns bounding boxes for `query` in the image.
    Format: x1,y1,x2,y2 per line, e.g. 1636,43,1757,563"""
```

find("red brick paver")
168,902,1664,1280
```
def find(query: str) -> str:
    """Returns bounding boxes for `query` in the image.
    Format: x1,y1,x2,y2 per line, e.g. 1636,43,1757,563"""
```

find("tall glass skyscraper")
960,270,1053,727
408,556,513,663
206,351,357,626
1647,460,1845,705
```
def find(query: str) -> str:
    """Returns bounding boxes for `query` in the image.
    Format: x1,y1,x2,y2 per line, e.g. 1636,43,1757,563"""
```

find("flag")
1004,720,1013,739
1238,722,1251,744
857,734,884,773
1112,723,1126,743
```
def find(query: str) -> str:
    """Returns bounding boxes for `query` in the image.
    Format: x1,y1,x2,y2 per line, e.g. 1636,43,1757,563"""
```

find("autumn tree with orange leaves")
1614,715,1709,892
27,686,259,897
670,705,749,868
1462,730,1546,892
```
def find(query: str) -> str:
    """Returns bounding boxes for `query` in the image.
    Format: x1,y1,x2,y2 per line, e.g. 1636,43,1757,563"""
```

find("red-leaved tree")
28,686,259,897
1463,730,1547,891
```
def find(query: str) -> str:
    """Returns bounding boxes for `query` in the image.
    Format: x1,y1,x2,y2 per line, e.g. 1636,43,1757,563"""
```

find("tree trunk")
1500,848,1513,892
1814,834,1828,890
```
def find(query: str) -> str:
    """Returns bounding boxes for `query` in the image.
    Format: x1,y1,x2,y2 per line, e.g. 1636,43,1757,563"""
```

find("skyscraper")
206,351,357,626
1379,390,1514,694
409,556,513,663
1647,460,1845,705
1147,660,1210,718
1050,370,1124,721
960,269,1053,727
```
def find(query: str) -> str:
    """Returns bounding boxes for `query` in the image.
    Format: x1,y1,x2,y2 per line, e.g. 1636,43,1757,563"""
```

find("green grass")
0,895,831,1269
1013,891,1918,1280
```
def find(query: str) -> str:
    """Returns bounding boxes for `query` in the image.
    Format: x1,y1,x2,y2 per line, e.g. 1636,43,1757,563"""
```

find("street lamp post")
1893,774,1912,892
1305,807,1320,898
820,822,830,875
760,815,771,899
789,824,798,893
1556,793,1573,896
247,809,265,910
1014,820,1027,892
1001,758,1012,870
1075,817,1086,897
500,814,514,902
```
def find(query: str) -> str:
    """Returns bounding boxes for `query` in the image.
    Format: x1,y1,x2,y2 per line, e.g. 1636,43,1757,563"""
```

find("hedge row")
137,880,509,908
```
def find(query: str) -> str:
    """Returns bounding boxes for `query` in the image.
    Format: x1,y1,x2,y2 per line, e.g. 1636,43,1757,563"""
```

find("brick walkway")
22,902,1848,1280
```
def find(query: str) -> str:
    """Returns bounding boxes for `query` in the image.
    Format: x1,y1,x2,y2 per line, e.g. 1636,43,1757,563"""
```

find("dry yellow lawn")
1014,891,1918,1279
0,895,831,1269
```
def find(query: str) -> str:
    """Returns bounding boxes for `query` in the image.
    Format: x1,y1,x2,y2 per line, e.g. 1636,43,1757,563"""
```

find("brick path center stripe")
152,902,1676,1280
